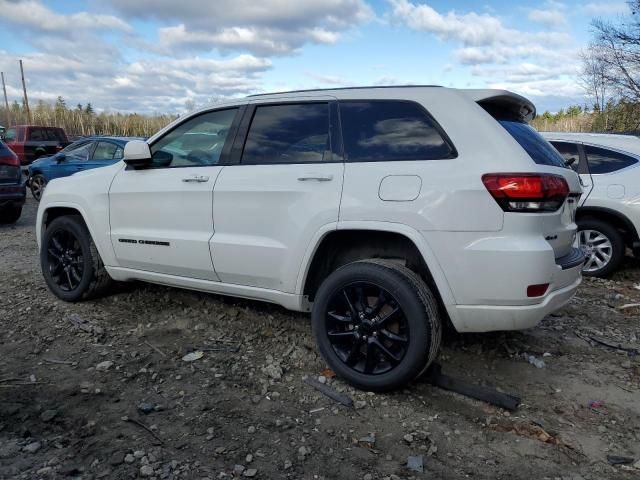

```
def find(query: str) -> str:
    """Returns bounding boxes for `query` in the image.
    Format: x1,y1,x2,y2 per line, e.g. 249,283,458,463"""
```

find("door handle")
298,174,333,182
182,175,210,183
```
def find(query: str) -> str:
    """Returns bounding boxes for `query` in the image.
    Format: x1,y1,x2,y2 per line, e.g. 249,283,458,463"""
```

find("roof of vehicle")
72,136,144,145
245,86,535,119
540,132,640,153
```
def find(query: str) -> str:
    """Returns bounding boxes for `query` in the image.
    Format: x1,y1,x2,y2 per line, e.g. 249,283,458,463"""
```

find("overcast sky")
0,0,631,114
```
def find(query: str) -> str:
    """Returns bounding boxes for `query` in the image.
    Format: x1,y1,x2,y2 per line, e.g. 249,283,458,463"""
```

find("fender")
37,200,117,267
295,220,458,316
577,205,640,246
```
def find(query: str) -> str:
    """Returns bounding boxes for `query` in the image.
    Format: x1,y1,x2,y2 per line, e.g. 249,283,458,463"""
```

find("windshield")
499,120,567,168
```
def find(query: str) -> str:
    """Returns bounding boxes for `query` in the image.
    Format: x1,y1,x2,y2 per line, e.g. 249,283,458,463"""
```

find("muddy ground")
0,197,639,480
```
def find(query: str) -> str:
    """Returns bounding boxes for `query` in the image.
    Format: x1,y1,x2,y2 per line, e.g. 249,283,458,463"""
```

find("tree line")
0,96,176,138
534,1,640,132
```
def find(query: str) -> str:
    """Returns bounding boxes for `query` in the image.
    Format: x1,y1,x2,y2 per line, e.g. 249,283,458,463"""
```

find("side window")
29,128,45,141
17,127,25,142
339,101,454,162
114,146,124,159
584,145,638,174
151,108,237,168
4,128,15,142
92,141,120,161
241,103,330,164
551,141,580,172
66,141,93,161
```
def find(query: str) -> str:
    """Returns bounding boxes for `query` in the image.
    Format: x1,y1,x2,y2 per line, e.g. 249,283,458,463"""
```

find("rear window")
499,121,566,168
339,101,455,162
28,127,66,142
584,145,638,174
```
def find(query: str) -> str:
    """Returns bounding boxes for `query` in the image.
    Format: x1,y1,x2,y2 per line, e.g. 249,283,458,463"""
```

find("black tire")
41,215,113,301
30,174,47,201
312,259,441,392
577,218,625,277
0,206,22,224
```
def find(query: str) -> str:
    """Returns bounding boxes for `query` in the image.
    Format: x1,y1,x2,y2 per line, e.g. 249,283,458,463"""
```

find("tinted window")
584,145,638,174
92,141,121,161
499,121,566,168
151,108,237,167
242,103,329,164
29,128,46,141
4,128,15,142
550,141,580,172
339,101,453,162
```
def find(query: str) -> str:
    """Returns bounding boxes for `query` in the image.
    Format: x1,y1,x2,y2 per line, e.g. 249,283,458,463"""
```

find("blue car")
27,136,139,201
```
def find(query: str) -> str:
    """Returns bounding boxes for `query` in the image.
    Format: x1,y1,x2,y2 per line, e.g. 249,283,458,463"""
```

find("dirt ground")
0,197,639,480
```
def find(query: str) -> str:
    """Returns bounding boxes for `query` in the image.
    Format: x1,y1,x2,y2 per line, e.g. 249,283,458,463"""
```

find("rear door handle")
298,174,333,182
182,175,210,183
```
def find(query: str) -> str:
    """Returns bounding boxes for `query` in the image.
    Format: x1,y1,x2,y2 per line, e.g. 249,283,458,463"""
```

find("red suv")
4,125,70,165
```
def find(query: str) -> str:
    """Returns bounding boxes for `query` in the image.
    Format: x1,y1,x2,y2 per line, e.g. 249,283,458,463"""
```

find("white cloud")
388,0,512,46
0,0,131,34
528,9,567,28
388,0,581,105
108,0,372,56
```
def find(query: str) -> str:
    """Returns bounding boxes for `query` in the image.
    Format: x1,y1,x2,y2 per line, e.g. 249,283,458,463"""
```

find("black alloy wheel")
312,259,441,392
325,282,409,375
46,228,85,292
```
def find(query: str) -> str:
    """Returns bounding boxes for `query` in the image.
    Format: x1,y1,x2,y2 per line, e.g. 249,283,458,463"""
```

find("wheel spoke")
363,341,377,373
379,328,408,344
377,306,400,327
328,311,352,323
372,339,401,364
47,248,63,262
327,330,357,343
342,289,359,319
65,269,75,290
70,266,82,283
369,290,386,316
51,236,64,254
355,287,366,312
344,343,360,366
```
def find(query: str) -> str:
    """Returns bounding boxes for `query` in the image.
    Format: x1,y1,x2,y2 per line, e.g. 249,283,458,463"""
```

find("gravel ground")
0,197,639,480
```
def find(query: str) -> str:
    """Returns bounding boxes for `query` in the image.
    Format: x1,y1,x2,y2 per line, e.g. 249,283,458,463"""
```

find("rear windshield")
28,127,67,142
499,120,566,168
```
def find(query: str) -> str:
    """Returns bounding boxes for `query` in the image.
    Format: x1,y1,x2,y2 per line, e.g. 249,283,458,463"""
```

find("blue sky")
0,0,631,114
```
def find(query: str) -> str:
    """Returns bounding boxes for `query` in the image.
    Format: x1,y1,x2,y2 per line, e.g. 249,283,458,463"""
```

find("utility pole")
19,60,31,124
1,72,11,127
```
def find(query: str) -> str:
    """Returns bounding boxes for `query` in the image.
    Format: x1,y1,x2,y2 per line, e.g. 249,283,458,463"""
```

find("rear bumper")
0,183,26,207
448,267,582,332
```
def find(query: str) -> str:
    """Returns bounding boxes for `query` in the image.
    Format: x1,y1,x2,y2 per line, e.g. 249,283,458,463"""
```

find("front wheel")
41,215,113,301
576,218,624,277
30,174,47,201
312,259,441,392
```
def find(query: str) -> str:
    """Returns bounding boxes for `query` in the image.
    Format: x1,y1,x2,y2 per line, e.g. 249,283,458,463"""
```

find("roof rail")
247,85,442,97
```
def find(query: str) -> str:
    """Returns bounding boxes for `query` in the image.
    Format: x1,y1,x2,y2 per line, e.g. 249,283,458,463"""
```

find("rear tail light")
0,151,19,168
482,173,569,212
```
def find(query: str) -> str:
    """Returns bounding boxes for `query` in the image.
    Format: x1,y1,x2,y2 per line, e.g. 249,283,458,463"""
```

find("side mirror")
56,153,66,163
123,140,152,169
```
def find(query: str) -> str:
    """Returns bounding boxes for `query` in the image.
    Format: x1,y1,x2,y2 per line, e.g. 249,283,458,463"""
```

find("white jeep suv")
37,86,583,391
542,132,640,277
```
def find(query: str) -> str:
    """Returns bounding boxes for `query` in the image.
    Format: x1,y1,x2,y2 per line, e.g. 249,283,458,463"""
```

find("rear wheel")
576,218,624,277
30,174,47,201
0,206,22,224
41,215,113,301
312,259,441,392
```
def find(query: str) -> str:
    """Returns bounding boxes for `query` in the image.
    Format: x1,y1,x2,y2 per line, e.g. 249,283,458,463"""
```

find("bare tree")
592,1,640,102
579,45,610,113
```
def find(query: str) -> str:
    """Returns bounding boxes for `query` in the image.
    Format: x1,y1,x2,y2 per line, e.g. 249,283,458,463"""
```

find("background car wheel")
30,174,47,201
577,218,624,277
312,259,441,392
0,206,22,224
41,215,113,302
